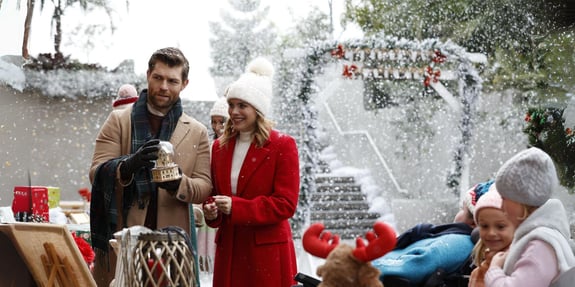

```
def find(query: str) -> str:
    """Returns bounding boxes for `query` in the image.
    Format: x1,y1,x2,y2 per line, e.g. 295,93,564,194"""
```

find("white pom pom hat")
225,57,274,116
210,96,229,118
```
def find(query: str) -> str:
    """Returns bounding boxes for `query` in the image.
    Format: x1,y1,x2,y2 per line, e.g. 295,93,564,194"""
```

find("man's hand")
157,167,182,194
157,177,182,194
120,139,160,179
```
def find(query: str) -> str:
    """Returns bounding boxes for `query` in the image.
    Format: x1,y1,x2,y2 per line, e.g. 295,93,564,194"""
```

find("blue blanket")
373,233,474,286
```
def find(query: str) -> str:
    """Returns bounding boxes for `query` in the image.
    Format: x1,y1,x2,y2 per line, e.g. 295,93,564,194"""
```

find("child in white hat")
209,96,229,140
112,84,138,110
195,96,228,275
485,147,575,286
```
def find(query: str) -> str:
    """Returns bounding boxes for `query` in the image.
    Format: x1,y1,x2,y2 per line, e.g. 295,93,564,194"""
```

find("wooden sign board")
0,223,96,287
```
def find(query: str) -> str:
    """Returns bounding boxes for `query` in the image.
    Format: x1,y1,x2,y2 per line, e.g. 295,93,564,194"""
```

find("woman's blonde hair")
218,110,275,148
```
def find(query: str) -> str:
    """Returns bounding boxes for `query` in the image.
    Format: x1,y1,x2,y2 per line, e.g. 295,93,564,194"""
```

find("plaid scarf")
90,90,182,254
129,90,182,209
90,159,121,253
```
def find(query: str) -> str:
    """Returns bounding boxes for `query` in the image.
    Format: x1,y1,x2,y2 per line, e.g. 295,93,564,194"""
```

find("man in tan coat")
89,47,211,287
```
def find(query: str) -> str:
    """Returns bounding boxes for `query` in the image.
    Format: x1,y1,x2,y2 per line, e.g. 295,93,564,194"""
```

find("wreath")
523,107,575,192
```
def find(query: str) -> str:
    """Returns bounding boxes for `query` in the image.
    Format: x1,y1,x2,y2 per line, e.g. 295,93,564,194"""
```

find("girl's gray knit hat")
495,147,558,207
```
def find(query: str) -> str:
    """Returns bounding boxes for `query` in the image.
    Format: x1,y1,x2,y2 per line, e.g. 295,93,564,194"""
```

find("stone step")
299,167,377,239
310,210,380,221
309,192,365,202
292,226,377,240
311,200,370,211
321,228,377,240
320,218,378,230
315,175,355,184
315,184,361,193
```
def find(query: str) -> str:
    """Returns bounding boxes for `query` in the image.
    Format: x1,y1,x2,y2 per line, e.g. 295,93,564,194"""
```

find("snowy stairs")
308,173,381,239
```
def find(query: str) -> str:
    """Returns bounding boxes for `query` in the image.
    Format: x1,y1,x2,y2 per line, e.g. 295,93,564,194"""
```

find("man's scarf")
128,90,182,209
90,90,182,255
90,159,121,253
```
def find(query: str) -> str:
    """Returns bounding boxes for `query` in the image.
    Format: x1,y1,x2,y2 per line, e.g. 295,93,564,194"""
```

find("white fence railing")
322,101,406,195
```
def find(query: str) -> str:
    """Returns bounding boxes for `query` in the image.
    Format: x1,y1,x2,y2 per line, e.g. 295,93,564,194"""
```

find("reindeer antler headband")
303,221,397,262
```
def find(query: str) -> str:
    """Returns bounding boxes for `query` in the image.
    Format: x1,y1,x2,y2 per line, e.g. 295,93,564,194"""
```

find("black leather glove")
157,177,182,194
157,168,182,194
120,139,160,180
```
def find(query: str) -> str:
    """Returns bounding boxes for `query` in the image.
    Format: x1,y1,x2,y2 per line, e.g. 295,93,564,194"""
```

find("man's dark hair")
148,47,190,82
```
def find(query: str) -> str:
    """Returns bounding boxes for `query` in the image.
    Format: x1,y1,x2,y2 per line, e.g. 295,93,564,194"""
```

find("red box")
12,186,49,222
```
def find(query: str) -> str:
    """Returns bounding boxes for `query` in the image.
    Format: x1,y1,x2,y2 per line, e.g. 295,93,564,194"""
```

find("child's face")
501,197,525,228
211,115,226,137
477,207,515,253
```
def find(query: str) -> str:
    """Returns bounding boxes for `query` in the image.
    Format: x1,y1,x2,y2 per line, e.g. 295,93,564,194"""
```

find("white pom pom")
245,57,274,77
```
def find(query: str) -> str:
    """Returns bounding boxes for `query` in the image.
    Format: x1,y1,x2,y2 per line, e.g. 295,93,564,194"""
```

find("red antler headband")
302,221,397,262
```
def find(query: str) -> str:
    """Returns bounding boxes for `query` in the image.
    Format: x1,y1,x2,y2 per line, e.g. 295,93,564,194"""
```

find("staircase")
306,164,381,240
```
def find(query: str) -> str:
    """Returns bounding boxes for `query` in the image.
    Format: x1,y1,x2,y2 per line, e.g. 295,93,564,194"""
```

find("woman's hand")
203,197,218,221
213,195,232,215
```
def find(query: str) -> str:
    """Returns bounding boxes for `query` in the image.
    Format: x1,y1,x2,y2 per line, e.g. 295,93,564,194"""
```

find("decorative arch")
295,35,485,201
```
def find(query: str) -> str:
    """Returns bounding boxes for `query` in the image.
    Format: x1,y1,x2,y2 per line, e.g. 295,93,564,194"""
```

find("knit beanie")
464,179,494,216
495,147,558,207
473,185,503,225
209,97,229,118
113,84,138,110
225,57,274,116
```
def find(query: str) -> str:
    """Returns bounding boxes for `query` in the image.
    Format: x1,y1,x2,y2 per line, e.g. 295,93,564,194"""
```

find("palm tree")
48,0,119,57
22,0,35,59
0,0,36,59
1,0,128,60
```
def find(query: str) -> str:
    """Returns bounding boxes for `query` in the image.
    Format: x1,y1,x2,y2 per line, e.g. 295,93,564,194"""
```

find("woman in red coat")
203,57,299,287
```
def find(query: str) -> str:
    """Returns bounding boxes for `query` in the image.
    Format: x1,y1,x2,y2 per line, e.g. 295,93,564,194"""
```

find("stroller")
293,273,321,287
292,264,471,287
292,225,476,287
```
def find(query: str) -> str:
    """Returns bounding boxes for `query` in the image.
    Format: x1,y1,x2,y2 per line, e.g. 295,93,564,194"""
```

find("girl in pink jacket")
485,148,575,287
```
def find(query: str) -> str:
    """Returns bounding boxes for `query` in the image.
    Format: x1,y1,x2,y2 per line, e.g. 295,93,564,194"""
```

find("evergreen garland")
275,52,324,237
523,107,575,191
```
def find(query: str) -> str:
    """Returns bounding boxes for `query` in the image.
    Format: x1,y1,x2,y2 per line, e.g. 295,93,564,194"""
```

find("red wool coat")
207,130,300,287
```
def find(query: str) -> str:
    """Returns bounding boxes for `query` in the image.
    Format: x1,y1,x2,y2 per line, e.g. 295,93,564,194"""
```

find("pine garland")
523,107,575,191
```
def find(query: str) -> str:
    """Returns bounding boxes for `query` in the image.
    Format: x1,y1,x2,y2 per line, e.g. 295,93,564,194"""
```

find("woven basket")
130,230,196,287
